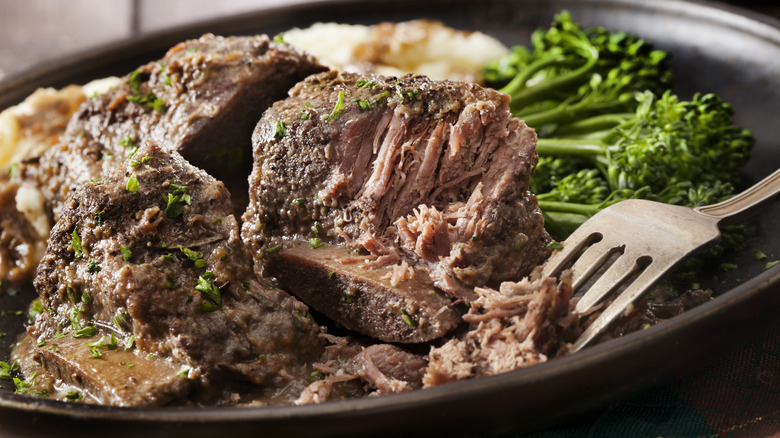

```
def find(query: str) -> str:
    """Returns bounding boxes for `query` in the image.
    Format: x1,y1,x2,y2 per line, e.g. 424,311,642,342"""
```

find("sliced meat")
345,344,427,393
266,241,460,343
16,33,327,220
29,141,324,406
242,70,550,340
423,272,576,387
27,333,188,406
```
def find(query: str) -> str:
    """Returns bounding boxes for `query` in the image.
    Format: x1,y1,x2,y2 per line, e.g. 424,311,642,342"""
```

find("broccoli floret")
484,10,673,136
532,90,754,237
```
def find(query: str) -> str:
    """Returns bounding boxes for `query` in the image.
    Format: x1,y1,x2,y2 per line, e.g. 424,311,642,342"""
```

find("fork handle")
694,167,780,225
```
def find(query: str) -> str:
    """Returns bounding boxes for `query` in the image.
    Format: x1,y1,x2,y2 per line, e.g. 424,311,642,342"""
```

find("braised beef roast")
241,71,551,342
29,142,324,406
15,33,326,221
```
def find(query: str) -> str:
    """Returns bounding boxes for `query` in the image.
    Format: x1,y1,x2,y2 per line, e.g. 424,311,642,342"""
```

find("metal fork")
541,168,780,353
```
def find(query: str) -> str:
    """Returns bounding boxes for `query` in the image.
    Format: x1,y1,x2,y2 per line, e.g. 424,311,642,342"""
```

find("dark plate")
0,1,778,437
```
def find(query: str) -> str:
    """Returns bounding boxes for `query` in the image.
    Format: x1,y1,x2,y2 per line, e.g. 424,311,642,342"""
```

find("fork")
541,167,780,353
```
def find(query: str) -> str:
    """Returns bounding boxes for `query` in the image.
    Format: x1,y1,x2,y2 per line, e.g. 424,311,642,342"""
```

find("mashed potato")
0,77,120,244
283,20,509,84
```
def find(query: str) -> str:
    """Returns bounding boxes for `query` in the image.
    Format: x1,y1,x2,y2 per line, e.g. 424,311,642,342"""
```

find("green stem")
507,36,600,109
536,138,606,157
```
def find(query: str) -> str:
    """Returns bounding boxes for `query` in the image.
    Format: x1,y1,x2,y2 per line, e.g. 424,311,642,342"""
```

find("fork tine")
570,260,673,353
567,239,625,291
540,226,601,279
574,251,642,314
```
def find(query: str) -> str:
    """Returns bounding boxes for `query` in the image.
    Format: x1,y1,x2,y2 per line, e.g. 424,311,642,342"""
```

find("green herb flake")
292,198,306,207
126,173,139,194
119,135,138,159
328,271,335,280
81,290,92,305
471,234,479,243
94,210,105,226
164,184,192,218
766,260,780,270
213,217,222,224
7,163,18,179
352,97,373,111
311,221,323,236
125,335,136,351
242,281,251,290
273,33,285,44
274,120,288,139
70,229,84,258
73,326,98,339
141,155,151,164
27,300,43,325
719,263,738,272
547,241,564,250
86,259,101,273
178,245,205,268
196,271,222,307
309,237,325,249
265,244,283,254
755,250,769,261
0,361,19,380
88,347,103,359
326,90,345,122
66,391,83,401
120,246,133,261
36,340,46,347
177,367,191,379
83,336,106,348
400,308,417,328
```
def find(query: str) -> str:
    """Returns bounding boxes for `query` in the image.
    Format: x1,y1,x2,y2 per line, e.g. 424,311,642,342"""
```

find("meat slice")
266,241,460,343
242,71,550,340
29,141,324,405
16,33,326,220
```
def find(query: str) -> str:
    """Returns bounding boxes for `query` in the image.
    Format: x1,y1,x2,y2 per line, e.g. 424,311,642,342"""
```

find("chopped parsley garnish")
70,229,84,258
309,237,325,249
766,260,780,270
213,217,222,224
547,241,564,250
311,221,323,236
273,33,285,43
66,391,83,401
328,271,335,280
719,263,738,272
27,300,43,324
755,250,768,260
326,90,345,122
81,290,92,305
374,91,389,106
265,244,283,254
119,135,138,158
298,102,312,120
274,120,288,138
178,245,205,268
66,286,77,303
242,280,251,290
356,78,374,88
164,183,192,218
158,60,172,86
83,336,107,348
86,259,101,273
7,163,18,179
126,173,139,193
195,271,221,307
88,347,103,358
400,308,417,328
127,69,167,113
94,210,105,225
0,361,19,380
352,97,373,111
119,246,132,261
292,198,306,207
125,335,136,351
471,234,480,243
141,155,151,164
72,326,98,338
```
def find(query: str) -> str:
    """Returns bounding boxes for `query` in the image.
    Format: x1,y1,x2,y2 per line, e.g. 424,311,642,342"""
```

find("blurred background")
0,0,778,82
